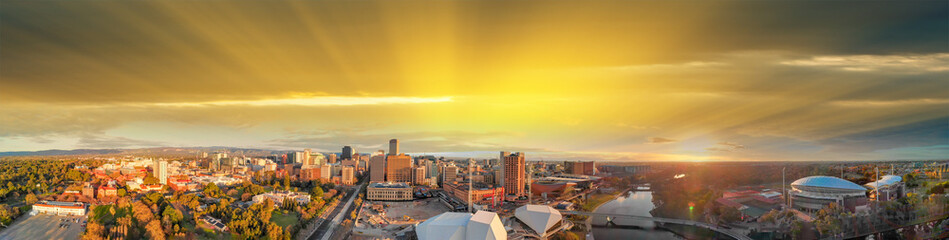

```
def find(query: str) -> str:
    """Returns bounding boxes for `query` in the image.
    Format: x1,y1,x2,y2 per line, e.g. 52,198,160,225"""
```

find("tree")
204,183,222,198
146,219,166,240
133,201,154,224
117,188,127,197
719,206,741,224
143,174,160,185
162,206,183,224
310,186,324,199
24,193,38,205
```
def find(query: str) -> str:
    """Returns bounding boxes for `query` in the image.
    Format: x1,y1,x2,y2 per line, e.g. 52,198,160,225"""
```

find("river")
591,191,683,239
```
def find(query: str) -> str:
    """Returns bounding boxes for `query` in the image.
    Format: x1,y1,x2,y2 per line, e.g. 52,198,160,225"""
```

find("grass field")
271,210,300,228
90,204,129,224
582,193,619,211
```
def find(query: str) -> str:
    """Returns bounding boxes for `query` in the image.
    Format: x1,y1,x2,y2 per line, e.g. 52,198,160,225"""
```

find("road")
307,181,366,240
563,211,752,240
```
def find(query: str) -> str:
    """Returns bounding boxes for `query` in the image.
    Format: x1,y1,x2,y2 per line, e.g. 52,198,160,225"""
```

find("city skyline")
1,1,947,162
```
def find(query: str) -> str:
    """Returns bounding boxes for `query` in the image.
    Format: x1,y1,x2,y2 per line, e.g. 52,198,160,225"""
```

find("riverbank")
585,187,633,231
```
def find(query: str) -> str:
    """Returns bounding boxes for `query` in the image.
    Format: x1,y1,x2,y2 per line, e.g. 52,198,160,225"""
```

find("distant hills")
0,149,123,157
0,147,280,157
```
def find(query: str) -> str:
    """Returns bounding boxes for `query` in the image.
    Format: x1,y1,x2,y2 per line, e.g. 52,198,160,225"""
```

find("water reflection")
592,191,683,239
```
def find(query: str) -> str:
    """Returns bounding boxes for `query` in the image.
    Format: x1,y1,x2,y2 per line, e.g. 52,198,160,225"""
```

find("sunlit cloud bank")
147,96,453,107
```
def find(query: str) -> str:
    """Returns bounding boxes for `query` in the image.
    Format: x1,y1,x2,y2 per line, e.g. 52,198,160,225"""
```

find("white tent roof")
417,212,472,240
515,205,562,234
865,175,902,189
467,211,507,240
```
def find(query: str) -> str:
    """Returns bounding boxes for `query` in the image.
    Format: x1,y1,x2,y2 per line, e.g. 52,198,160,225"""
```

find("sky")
1,1,947,161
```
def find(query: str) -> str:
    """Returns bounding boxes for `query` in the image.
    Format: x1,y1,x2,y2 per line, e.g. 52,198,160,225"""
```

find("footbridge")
561,211,752,240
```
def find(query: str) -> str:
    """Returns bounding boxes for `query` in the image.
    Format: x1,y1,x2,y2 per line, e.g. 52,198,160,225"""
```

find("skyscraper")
386,154,413,183
389,139,399,155
342,166,355,185
328,153,338,164
154,159,168,185
444,165,458,184
502,152,526,197
342,146,355,160
414,167,426,185
370,155,386,182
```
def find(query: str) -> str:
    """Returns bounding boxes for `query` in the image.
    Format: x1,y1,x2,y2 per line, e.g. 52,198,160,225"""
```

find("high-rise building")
444,165,458,184
502,152,526,197
303,149,312,165
154,159,168,185
320,165,331,180
341,166,355,185
566,161,597,175
370,155,386,182
328,154,338,164
289,151,305,164
389,139,399,155
414,167,426,185
386,154,413,183
342,146,355,160
371,150,385,157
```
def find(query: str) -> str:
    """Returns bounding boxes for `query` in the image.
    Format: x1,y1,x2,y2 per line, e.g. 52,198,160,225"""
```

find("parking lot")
0,213,86,240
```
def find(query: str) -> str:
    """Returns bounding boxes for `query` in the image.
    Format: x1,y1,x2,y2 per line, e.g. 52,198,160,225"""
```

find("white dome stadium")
791,176,866,193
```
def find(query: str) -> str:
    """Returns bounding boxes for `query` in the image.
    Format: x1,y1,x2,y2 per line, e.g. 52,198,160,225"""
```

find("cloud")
780,53,949,73
646,137,678,144
829,98,949,108
706,141,746,152
265,129,533,153
143,96,453,107
76,134,166,149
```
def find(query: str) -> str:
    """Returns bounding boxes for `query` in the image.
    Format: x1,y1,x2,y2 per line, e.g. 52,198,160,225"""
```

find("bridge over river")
561,211,752,240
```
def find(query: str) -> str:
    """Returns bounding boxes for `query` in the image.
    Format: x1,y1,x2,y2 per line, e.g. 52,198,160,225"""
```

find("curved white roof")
865,175,902,189
791,176,866,191
417,212,471,240
515,205,562,234
467,211,507,240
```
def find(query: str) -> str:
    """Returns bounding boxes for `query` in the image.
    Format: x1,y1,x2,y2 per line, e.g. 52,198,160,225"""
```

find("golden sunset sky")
1,1,947,161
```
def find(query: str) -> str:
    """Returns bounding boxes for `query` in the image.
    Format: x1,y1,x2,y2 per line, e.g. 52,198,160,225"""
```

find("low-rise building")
367,182,413,201
33,201,87,216
252,191,311,205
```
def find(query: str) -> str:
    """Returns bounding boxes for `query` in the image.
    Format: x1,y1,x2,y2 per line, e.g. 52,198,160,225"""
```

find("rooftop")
791,176,866,191
369,182,411,188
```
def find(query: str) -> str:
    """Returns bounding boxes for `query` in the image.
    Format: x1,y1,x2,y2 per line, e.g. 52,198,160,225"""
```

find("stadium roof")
467,211,507,240
416,211,507,240
865,175,902,189
417,212,471,240
791,176,866,191
514,205,562,234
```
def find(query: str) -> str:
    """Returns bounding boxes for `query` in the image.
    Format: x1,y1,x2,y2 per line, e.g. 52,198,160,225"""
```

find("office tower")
342,146,355,160
320,165,331,180
502,152,526,197
328,154,338,164
370,155,386,182
386,154,413,183
303,149,312,165
566,161,597,175
342,166,355,185
389,139,399,155
414,167,426,185
371,150,385,157
154,159,168,185
445,165,458,184
310,153,325,166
